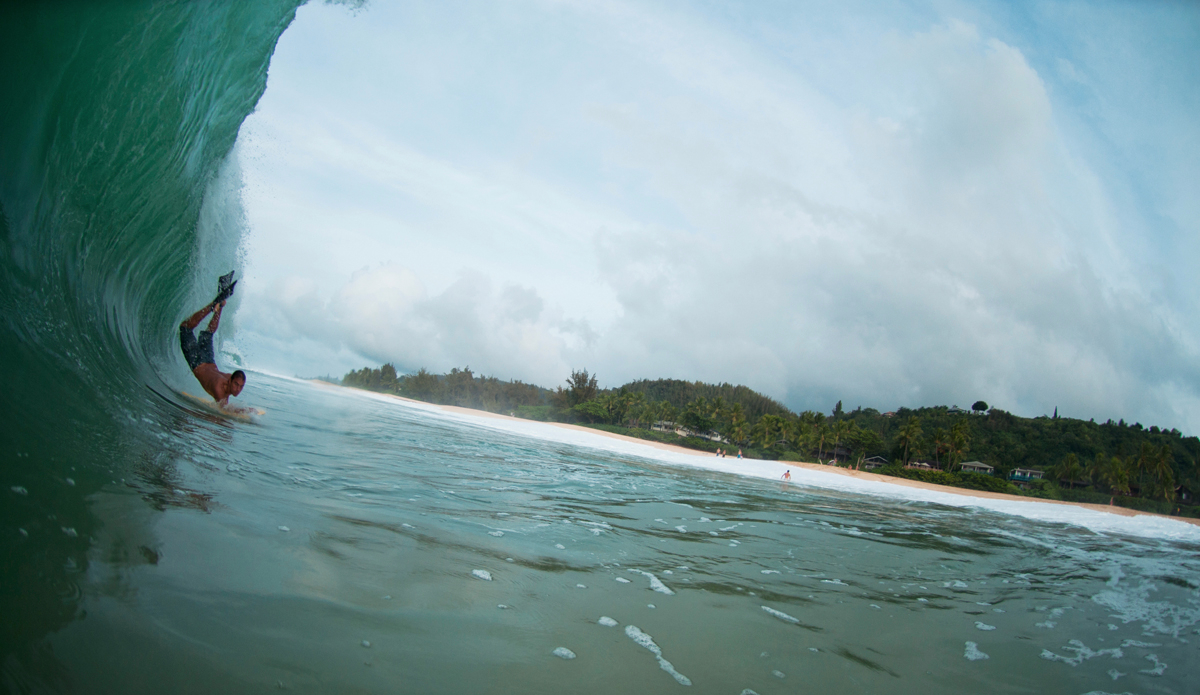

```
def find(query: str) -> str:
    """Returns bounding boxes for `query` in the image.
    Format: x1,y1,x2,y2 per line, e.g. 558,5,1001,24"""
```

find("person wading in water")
179,272,245,403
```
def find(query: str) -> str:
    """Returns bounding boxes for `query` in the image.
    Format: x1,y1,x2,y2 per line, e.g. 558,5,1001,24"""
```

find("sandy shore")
312,381,1198,528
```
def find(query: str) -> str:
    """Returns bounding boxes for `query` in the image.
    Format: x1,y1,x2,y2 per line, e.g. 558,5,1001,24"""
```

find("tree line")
342,364,549,413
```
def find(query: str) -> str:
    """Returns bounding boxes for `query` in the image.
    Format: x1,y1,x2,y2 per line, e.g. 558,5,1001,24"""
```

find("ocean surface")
2,3,1199,693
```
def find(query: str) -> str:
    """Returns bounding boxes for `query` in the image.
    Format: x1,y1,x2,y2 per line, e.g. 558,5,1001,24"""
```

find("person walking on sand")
179,272,245,404
737,449,743,459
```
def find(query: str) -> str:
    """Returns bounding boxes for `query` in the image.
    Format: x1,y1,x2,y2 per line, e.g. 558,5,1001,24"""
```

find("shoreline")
311,381,1200,529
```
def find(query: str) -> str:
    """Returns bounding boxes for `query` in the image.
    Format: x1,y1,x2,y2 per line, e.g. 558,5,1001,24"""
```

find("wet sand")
313,382,1199,528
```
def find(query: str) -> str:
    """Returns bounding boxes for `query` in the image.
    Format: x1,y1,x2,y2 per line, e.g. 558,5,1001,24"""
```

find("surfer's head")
230,370,246,396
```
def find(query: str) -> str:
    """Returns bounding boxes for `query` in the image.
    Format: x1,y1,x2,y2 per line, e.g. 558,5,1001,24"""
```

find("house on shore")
861,456,888,471
905,461,934,470
960,461,994,475
697,430,729,443
669,426,728,443
1009,468,1044,483
825,444,852,464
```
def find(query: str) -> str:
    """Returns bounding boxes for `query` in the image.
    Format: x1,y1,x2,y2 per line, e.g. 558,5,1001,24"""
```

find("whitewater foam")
1040,640,1123,666
629,569,674,595
552,647,576,660
624,625,692,686
761,606,800,624
963,642,989,661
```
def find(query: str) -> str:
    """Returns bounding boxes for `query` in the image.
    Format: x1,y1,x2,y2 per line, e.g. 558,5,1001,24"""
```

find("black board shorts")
179,325,216,370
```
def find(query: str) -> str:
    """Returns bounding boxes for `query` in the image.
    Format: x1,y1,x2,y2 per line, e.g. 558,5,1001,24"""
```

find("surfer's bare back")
180,272,245,403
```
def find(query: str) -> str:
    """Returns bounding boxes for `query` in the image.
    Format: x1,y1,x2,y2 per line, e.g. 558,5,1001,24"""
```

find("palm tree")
613,391,643,426
710,396,727,429
1146,444,1176,502
815,422,830,461
948,421,971,470
727,403,748,444
851,429,882,469
1084,454,1106,489
791,427,813,460
1134,442,1155,495
1056,453,1082,490
931,428,950,469
831,419,853,465
897,417,922,466
760,414,788,449
1103,455,1131,500
658,401,677,429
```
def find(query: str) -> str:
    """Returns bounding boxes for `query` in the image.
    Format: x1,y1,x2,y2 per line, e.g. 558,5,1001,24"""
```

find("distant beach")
312,380,1200,529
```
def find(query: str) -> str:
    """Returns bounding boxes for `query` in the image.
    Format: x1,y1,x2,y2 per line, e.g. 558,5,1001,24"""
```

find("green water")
7,374,1199,693
0,0,300,687
2,3,1199,693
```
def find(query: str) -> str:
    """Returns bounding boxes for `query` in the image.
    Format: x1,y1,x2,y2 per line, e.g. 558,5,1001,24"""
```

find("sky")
223,0,1200,432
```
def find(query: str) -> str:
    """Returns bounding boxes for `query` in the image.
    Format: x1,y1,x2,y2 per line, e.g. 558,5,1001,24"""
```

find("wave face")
0,0,300,677
0,0,299,417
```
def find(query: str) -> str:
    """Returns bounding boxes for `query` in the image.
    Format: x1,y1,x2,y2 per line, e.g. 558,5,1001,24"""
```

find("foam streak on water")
629,569,675,595
762,606,800,624
625,625,692,686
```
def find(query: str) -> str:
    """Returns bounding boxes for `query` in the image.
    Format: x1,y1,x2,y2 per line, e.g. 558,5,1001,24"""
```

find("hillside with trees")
340,364,1200,517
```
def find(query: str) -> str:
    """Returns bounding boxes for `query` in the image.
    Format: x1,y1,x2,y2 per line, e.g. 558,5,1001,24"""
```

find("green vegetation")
341,364,1200,516
342,364,550,414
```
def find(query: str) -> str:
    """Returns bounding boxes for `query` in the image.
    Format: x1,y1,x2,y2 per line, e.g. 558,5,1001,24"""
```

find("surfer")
179,272,244,403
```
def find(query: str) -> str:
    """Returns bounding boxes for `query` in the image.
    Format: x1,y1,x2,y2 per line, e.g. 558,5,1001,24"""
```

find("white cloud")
231,0,1200,431
237,263,592,387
